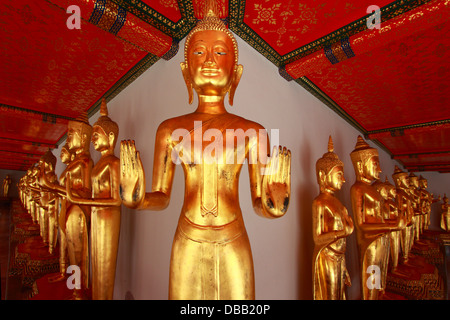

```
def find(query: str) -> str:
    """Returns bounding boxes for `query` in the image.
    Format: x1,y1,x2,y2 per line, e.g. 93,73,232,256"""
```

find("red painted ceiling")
0,0,449,174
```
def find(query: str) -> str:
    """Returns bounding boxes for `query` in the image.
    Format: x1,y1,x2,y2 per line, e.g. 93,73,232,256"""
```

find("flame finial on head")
327,135,334,153
100,97,108,117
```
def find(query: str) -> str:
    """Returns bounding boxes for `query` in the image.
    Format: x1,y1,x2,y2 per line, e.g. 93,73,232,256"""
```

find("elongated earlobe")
357,161,364,176
318,170,326,187
180,62,194,105
109,132,116,149
228,64,243,106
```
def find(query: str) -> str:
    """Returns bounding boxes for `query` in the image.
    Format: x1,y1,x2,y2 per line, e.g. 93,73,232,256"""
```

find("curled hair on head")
184,0,238,65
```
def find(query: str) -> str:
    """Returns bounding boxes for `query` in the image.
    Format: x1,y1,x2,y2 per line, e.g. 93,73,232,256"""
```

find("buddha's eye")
215,51,227,55
193,50,204,55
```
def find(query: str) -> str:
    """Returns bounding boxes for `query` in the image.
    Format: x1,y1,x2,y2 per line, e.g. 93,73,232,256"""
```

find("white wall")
42,33,450,300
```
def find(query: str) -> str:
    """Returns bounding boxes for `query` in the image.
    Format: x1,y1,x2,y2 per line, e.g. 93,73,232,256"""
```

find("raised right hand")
120,140,145,208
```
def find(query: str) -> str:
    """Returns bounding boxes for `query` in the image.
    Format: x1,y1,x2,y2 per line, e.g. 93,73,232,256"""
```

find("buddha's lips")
201,68,220,75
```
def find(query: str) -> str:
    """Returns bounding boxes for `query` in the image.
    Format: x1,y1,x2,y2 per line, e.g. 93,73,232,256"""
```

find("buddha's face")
420,180,428,188
324,165,345,192
67,126,82,152
378,186,388,200
363,156,381,180
400,175,409,189
388,187,397,199
43,161,53,175
60,148,70,164
92,126,109,152
32,165,39,177
410,177,419,189
186,30,236,97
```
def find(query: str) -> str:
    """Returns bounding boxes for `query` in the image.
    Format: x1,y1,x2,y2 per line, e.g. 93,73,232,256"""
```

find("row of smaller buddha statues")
313,135,448,300
17,98,120,300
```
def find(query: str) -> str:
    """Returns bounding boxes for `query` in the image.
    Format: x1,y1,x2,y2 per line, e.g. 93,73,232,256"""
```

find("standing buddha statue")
350,136,401,299
392,166,415,264
29,164,41,224
38,149,58,253
47,143,73,283
408,172,421,241
418,175,432,231
67,98,121,300
2,174,11,197
312,136,353,300
120,1,291,300
372,177,405,276
441,195,450,232
42,112,93,299
384,178,405,274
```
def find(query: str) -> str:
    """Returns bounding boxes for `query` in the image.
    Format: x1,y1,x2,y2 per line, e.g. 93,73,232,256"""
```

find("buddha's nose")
204,50,216,66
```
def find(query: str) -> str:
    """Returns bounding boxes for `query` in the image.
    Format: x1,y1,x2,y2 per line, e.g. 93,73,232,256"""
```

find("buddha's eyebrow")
192,40,206,46
213,40,229,47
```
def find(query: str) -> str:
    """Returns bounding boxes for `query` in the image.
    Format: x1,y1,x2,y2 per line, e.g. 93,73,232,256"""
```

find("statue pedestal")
29,273,73,300
12,236,59,288
438,232,450,299
8,201,60,298
386,238,445,299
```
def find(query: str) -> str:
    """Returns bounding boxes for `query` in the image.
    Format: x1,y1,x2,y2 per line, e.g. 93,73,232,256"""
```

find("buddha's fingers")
277,147,286,183
128,141,137,172
285,149,291,186
120,141,128,177
135,150,145,182
268,146,278,184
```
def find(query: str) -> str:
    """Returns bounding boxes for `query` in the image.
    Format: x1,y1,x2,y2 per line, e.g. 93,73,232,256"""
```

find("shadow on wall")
296,136,314,299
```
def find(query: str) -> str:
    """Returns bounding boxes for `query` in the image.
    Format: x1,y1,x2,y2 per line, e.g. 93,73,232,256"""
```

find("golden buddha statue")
408,172,421,241
2,174,11,197
350,136,402,300
22,169,31,214
18,176,23,204
41,112,93,299
392,166,415,263
48,143,73,283
67,98,121,300
373,177,405,275
441,195,450,232
418,175,432,231
38,149,58,253
120,2,291,300
28,164,41,224
312,136,353,300
19,172,29,210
